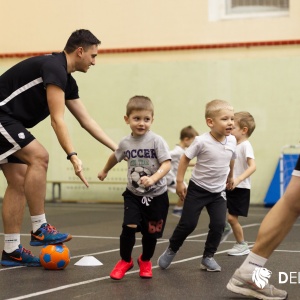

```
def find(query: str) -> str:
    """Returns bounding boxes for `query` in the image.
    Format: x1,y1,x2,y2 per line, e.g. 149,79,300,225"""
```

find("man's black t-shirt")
0,52,79,128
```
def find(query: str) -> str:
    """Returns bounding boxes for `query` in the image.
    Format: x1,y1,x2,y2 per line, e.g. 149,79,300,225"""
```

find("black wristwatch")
67,152,77,160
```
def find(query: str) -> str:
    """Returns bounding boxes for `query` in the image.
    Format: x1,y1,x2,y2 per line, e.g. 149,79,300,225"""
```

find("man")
226,158,300,299
0,29,117,267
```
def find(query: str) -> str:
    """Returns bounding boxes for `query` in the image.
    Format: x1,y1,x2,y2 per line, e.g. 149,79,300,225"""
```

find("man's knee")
35,151,49,168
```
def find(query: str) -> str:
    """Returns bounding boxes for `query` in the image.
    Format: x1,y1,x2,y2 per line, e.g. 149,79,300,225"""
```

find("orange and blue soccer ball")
39,244,70,270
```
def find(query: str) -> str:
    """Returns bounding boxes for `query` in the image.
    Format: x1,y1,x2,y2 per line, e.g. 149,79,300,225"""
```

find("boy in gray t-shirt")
98,95,171,280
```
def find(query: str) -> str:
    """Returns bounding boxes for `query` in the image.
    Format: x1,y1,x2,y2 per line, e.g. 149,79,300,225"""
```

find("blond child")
158,99,237,271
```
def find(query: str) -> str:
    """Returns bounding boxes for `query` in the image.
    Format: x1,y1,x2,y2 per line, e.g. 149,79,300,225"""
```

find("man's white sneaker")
227,268,288,300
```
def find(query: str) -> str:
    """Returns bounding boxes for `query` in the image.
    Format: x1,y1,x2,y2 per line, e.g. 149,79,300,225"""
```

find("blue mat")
264,154,298,207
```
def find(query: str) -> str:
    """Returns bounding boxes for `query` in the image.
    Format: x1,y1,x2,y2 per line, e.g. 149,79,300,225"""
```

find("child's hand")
231,178,241,190
140,176,155,187
98,171,108,181
226,177,234,190
176,182,187,201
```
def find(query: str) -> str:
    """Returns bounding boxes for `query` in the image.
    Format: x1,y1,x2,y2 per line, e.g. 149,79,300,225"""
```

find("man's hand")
70,156,89,187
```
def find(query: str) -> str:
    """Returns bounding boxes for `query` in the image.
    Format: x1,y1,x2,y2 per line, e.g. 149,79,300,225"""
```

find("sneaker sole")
228,249,250,256
139,275,152,279
1,260,41,267
226,278,288,300
30,235,72,246
200,264,221,272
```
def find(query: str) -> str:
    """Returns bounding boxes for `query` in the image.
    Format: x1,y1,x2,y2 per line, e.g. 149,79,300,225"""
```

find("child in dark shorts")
225,112,256,256
98,95,171,280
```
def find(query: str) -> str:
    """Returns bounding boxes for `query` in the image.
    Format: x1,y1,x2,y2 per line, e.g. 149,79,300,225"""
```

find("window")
209,0,289,21
227,0,289,15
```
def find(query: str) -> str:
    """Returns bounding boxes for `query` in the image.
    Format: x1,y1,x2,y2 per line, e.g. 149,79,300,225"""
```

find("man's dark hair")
64,29,101,53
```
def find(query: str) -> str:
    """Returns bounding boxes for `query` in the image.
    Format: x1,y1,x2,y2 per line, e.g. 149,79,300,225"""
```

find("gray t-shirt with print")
115,130,171,197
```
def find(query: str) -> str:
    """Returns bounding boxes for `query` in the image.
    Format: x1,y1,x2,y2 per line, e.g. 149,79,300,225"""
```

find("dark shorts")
226,187,250,217
0,112,34,164
122,189,169,238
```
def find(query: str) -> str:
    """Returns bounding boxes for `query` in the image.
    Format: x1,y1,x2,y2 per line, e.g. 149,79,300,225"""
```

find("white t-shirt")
234,140,255,189
185,132,237,193
165,145,185,186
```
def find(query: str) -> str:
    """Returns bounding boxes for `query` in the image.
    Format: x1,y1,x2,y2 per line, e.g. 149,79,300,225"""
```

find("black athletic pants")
169,180,227,257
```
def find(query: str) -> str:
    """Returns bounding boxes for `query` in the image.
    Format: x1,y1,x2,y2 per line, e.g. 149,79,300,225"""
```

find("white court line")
275,250,300,253
5,247,247,300
71,223,260,259
0,224,260,271
0,222,260,240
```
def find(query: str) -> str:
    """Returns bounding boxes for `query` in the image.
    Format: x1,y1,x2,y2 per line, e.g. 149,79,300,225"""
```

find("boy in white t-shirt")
166,126,198,217
225,112,256,256
158,99,237,272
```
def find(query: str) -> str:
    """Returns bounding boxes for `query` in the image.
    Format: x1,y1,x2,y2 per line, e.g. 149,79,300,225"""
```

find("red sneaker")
137,255,152,278
110,259,134,280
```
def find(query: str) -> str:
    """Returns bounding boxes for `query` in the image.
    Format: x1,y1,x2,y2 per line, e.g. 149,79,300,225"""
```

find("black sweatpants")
169,180,227,257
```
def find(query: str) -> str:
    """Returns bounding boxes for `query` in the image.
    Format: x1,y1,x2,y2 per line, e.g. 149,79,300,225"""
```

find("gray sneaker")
157,248,176,269
227,268,288,299
227,242,250,256
220,222,232,243
200,256,221,272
